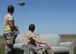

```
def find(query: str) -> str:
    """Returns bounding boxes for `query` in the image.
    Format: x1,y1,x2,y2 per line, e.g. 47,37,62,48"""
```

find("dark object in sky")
18,1,25,6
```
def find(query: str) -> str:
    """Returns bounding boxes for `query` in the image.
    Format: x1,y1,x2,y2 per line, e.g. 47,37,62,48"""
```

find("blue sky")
0,0,76,34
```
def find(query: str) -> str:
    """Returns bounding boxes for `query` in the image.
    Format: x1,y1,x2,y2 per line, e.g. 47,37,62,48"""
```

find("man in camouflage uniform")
24,24,54,54
3,5,18,54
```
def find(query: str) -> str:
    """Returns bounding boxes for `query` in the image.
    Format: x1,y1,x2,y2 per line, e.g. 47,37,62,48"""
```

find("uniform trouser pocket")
4,33,15,45
6,39,14,45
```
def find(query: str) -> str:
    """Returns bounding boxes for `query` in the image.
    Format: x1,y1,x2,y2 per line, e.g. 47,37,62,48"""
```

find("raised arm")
32,37,51,49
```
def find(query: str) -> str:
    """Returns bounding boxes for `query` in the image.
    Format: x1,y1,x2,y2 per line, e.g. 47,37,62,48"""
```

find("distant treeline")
0,34,76,37
59,34,76,37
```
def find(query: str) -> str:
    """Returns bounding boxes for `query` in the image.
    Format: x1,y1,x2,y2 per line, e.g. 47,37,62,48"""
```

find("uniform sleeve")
8,14,13,21
28,33,36,39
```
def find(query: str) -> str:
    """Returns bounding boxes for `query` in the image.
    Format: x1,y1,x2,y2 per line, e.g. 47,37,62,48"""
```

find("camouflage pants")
4,44,15,54
4,33,16,54
28,44,54,54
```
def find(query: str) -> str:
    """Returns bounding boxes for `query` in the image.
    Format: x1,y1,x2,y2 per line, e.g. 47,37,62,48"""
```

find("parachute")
18,0,25,6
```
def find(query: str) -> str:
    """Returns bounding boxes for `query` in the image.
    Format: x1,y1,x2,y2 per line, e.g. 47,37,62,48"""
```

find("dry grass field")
60,34,76,42
0,36,4,54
